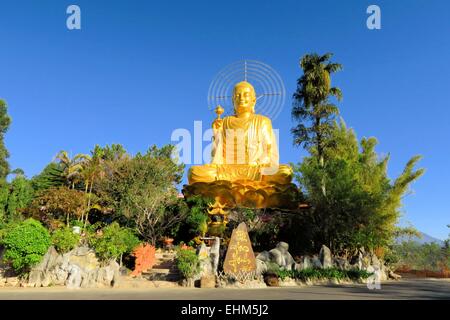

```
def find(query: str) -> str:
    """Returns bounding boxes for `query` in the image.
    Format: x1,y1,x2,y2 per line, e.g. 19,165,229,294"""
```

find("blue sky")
0,0,449,239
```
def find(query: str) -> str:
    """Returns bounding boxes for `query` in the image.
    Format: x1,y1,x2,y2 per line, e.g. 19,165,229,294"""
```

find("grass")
275,267,373,281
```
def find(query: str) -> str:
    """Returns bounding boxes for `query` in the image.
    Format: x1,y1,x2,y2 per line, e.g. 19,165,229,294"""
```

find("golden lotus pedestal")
183,179,301,210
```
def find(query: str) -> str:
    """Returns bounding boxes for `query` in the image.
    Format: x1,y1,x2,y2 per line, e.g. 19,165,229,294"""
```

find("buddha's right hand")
212,118,223,130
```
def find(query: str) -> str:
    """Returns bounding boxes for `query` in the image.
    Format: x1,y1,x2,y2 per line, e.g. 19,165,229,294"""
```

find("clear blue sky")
0,0,449,239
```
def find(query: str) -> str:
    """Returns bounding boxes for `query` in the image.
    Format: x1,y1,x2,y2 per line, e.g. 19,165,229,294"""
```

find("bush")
89,222,140,262
390,241,449,271
176,248,200,280
275,267,372,281
1,219,51,272
51,227,80,253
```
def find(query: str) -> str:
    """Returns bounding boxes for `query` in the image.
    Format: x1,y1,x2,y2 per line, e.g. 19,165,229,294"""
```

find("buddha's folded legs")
261,164,293,184
188,164,218,184
188,164,293,185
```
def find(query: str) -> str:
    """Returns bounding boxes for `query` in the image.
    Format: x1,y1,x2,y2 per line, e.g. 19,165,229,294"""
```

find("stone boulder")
210,237,221,275
333,257,350,270
263,273,279,287
319,245,332,269
27,246,120,289
256,259,268,276
310,255,322,268
256,242,295,271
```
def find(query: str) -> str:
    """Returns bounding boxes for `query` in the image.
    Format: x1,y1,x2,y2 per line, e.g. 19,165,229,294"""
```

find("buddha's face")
232,81,256,115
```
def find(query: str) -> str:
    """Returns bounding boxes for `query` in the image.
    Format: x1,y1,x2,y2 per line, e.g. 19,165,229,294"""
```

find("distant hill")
396,232,445,247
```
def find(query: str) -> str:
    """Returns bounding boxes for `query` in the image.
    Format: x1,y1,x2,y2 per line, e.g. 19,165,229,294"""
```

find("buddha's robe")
188,113,292,184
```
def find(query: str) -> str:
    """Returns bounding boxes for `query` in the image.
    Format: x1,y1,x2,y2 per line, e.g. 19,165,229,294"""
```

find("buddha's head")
232,81,256,116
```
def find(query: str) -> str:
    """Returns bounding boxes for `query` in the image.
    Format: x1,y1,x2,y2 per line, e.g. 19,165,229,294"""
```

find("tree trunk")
83,180,94,229
80,180,89,224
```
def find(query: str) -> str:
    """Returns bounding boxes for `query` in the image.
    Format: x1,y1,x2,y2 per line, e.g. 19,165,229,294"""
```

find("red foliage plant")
131,243,156,276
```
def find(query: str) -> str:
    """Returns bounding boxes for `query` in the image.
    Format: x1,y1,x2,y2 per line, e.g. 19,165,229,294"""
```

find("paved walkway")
0,278,449,300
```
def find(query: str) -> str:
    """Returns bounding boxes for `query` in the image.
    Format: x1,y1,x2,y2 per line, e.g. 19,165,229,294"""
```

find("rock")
197,243,210,260
71,246,91,256
69,249,99,271
182,278,195,287
80,271,97,288
66,265,82,289
210,237,221,276
319,245,332,269
40,272,52,287
263,273,279,287
53,266,69,285
388,270,401,280
311,255,322,268
37,246,59,271
302,256,312,269
28,270,42,287
200,275,216,288
223,223,256,275
25,246,128,289
5,277,19,287
272,242,295,270
333,257,350,270
352,251,363,270
294,262,303,271
256,251,270,262
256,259,267,276
258,242,295,271
370,253,381,269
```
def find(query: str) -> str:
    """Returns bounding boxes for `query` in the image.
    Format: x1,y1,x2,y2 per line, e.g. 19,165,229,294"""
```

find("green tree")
30,162,65,192
6,170,34,220
1,218,51,272
27,186,87,228
51,226,80,253
54,150,90,189
294,120,424,253
96,145,186,245
89,222,139,263
0,99,11,180
0,99,12,221
292,53,342,169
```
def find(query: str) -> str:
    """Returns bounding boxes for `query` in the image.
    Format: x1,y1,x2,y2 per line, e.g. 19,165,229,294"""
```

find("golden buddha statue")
188,81,293,185
184,81,299,210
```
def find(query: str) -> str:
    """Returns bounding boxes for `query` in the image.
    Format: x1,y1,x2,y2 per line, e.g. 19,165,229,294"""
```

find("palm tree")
54,151,90,189
80,146,105,229
292,52,342,166
292,53,342,196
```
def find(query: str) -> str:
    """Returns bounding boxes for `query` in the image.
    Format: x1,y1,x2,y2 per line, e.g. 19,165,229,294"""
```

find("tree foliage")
0,99,11,181
391,241,449,271
95,144,186,245
1,218,51,272
30,163,65,192
51,226,80,253
5,172,34,220
27,186,87,228
292,53,342,165
89,222,139,262
293,120,424,253
0,99,11,220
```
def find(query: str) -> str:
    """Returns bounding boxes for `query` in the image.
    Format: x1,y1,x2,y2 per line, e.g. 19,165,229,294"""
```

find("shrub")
51,227,80,253
275,267,372,281
89,222,140,262
1,219,51,272
176,248,200,280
